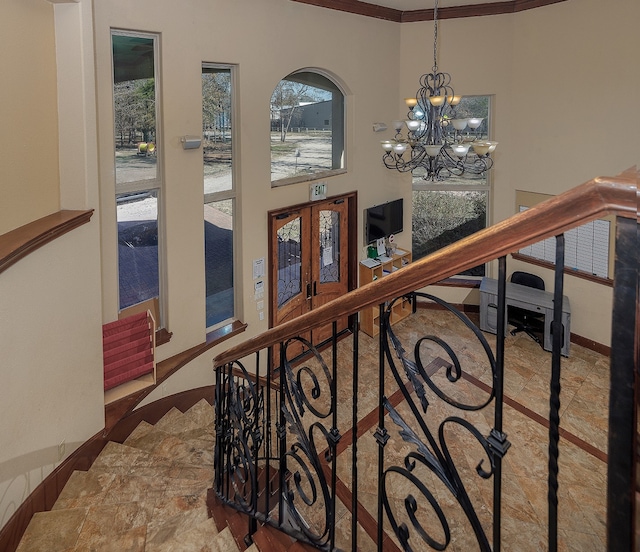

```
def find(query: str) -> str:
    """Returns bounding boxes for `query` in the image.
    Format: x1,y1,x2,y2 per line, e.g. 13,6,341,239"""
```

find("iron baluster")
491,256,509,551
278,341,287,533
351,319,360,552
329,321,340,551
606,216,639,550
375,302,389,552
249,352,260,541
547,233,565,551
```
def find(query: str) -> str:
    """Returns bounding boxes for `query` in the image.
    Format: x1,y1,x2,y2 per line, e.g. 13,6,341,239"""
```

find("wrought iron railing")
212,170,638,551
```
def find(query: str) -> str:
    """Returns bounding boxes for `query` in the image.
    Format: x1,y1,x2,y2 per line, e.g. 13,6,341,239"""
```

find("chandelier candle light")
381,0,497,181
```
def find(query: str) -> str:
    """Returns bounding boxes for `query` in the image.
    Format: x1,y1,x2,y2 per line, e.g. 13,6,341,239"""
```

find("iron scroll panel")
213,337,340,551
214,360,265,515
379,292,510,551
278,336,339,551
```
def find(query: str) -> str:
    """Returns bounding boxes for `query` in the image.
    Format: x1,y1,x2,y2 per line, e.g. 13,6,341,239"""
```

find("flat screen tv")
365,198,403,244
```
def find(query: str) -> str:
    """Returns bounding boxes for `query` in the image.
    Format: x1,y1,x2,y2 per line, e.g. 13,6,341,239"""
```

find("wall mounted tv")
365,198,403,244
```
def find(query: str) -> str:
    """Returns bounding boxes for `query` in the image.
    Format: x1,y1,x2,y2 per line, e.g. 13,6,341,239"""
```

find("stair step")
123,419,155,445
251,523,296,552
185,398,216,426
17,400,314,552
90,440,165,474
15,508,88,552
51,470,116,511
152,406,190,433
121,424,213,467
215,526,244,552
207,490,251,545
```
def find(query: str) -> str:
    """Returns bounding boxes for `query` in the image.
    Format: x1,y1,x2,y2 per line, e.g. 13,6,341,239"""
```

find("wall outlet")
58,440,65,461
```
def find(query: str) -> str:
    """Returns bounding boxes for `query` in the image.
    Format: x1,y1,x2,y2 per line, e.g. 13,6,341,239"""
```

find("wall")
0,0,60,234
0,225,104,529
507,0,638,345
401,0,639,345
92,0,406,396
0,0,104,531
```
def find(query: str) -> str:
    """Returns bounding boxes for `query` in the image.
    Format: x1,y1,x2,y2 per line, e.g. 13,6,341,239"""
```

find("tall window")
112,32,163,320
412,96,492,277
271,70,345,186
203,64,236,328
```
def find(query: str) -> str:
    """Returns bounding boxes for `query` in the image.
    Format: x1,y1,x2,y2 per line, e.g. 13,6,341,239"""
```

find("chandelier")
381,0,497,181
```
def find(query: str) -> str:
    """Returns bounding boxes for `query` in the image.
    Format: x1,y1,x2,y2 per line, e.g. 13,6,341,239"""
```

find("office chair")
508,271,545,347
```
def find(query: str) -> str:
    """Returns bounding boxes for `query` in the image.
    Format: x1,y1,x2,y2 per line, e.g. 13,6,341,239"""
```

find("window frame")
203,62,239,331
270,69,346,188
111,29,166,326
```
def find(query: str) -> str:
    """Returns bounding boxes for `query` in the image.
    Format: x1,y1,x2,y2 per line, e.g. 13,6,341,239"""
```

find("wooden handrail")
215,171,637,368
0,210,94,275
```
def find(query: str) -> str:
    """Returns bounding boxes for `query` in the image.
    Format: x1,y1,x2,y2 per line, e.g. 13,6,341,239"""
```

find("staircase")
14,399,305,552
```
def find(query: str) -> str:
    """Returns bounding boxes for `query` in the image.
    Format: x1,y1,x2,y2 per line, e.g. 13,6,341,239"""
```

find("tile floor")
15,306,611,551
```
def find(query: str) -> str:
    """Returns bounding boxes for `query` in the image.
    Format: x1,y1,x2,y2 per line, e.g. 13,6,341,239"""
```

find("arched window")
271,70,345,186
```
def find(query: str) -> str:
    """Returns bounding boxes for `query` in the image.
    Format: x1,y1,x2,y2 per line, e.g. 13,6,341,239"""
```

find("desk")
479,277,571,356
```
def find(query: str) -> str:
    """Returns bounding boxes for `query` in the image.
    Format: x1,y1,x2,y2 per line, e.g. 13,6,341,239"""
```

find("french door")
269,195,352,359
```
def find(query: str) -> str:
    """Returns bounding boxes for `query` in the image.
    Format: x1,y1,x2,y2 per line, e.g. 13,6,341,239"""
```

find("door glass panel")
319,209,340,284
277,217,303,308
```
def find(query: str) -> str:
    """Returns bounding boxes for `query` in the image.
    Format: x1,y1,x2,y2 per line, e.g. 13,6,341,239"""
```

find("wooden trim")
215,173,636,367
290,0,402,21
290,0,568,22
155,327,173,346
511,252,614,287
0,387,215,552
571,333,611,357
417,301,479,314
432,277,482,288
0,210,94,275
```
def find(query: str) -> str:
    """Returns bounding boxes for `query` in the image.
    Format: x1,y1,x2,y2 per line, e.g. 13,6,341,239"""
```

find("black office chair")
508,271,545,347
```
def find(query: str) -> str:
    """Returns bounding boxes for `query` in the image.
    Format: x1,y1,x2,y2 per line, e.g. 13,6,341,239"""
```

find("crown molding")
290,0,568,22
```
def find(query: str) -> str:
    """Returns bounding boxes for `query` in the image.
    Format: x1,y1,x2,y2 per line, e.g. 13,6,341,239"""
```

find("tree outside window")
411,96,492,277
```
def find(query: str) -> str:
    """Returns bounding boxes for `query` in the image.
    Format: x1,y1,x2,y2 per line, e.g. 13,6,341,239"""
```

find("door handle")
313,281,317,296
306,282,312,300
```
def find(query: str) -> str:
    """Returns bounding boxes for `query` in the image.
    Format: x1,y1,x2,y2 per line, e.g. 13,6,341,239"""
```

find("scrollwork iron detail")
278,336,339,550
215,360,264,513
380,292,509,551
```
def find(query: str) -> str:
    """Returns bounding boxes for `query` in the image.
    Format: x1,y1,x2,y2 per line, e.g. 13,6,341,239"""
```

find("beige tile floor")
15,306,611,551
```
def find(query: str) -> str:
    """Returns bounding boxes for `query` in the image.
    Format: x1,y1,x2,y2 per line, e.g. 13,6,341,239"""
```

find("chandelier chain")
433,0,439,72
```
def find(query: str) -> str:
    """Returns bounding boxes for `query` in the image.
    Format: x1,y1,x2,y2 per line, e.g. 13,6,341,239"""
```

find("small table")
479,277,571,356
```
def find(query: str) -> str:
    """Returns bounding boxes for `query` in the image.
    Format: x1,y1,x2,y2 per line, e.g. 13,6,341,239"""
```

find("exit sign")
310,182,327,201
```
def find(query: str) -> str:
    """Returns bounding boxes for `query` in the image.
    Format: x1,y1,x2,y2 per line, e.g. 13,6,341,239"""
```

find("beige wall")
0,0,104,530
0,0,60,235
403,0,639,345
0,224,104,529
